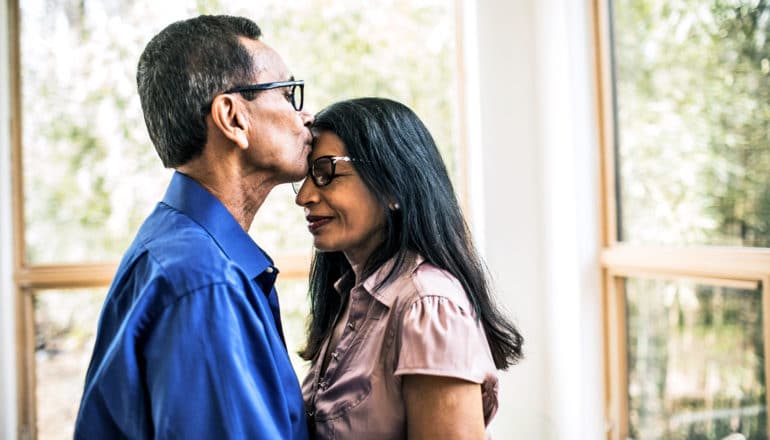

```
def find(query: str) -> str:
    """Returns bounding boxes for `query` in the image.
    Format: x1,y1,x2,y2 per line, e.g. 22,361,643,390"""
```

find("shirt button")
265,266,275,274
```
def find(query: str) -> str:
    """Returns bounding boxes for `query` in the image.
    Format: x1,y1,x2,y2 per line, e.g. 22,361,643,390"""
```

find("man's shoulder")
120,204,242,292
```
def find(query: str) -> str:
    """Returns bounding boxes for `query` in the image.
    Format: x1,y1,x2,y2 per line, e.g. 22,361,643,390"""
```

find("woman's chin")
312,241,338,253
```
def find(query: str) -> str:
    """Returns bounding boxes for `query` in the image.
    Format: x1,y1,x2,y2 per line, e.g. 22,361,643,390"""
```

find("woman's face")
294,130,387,267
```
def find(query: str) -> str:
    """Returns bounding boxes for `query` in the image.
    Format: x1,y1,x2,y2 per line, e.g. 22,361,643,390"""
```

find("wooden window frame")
5,1,312,436
592,0,770,438
6,0,470,438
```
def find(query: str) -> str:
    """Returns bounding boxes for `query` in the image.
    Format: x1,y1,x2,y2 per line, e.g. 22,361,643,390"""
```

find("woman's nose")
294,178,317,206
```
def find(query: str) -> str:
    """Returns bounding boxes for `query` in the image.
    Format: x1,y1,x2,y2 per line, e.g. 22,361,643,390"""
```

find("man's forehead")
240,37,291,81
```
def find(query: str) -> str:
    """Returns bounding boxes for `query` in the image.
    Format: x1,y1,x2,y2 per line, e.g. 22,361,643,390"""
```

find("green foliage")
614,0,770,247
22,2,461,436
20,0,459,264
626,279,766,439
704,0,770,246
615,2,770,437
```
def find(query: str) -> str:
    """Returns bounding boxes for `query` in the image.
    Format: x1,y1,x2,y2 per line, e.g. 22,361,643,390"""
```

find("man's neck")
177,160,272,232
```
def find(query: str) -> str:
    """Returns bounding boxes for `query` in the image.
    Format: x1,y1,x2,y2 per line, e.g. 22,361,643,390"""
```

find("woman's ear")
210,94,249,150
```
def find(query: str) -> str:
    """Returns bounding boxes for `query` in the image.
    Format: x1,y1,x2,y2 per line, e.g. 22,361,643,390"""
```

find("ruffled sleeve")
394,295,495,384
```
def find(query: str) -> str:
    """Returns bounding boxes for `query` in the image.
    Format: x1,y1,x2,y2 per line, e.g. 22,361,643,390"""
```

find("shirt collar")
335,252,424,308
162,171,273,279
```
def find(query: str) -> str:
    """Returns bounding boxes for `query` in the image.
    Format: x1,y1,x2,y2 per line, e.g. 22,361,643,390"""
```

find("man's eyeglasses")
292,155,358,194
225,79,304,111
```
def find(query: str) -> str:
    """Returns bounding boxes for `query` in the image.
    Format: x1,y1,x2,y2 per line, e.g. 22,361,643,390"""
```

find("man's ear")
210,94,249,150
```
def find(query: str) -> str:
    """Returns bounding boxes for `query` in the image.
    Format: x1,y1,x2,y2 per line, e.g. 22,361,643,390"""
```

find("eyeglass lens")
291,84,304,111
291,157,335,194
312,157,334,186
291,178,305,194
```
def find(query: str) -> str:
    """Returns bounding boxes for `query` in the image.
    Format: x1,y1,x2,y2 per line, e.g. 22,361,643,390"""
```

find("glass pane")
276,276,311,377
625,277,767,439
34,289,105,440
612,0,770,246
20,0,459,264
31,281,309,439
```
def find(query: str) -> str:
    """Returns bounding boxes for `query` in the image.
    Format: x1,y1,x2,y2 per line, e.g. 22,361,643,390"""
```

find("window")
9,0,464,437
596,0,770,438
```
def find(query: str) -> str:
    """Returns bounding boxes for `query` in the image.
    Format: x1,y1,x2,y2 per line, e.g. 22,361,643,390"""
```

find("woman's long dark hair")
299,97,523,369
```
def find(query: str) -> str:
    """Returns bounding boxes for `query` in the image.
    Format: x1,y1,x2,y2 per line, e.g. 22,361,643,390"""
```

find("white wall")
467,0,604,438
0,0,18,438
534,0,604,437
468,0,547,437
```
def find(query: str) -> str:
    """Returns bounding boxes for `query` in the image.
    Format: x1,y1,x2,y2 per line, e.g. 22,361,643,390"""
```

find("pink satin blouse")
301,255,499,439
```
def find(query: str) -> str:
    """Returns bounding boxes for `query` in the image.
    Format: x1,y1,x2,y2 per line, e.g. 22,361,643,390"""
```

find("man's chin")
288,167,308,183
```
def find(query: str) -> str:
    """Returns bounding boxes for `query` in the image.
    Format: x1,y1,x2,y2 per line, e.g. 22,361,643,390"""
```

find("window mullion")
16,286,35,440
602,245,770,282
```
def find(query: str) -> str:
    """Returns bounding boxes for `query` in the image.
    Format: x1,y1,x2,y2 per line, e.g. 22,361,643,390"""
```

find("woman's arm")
403,374,486,440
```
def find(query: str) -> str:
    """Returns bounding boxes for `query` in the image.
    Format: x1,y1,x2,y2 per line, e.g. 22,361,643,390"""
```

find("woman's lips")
306,215,333,233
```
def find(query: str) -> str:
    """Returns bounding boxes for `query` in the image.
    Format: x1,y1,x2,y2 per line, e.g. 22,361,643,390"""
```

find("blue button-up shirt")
75,172,308,439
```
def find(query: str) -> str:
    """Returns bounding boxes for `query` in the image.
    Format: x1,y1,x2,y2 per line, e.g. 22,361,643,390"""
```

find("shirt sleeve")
394,295,493,383
142,283,295,439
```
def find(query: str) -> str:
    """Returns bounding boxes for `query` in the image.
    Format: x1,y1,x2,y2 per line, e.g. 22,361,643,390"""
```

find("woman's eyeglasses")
292,155,357,194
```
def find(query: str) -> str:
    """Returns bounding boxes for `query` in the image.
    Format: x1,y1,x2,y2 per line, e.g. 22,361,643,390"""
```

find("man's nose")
300,109,314,127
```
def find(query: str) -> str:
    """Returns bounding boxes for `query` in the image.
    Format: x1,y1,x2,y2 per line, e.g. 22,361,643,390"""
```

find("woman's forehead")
311,131,347,158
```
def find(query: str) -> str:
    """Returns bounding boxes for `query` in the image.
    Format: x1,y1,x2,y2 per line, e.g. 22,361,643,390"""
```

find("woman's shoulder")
368,254,472,314
406,260,473,312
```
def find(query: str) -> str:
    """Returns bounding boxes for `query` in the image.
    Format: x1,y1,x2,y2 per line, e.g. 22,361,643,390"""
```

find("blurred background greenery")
21,0,459,264
17,0,770,438
613,0,770,438
19,0,459,438
615,0,770,247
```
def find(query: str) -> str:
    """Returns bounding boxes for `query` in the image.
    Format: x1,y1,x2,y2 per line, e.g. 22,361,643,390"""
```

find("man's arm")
143,284,294,439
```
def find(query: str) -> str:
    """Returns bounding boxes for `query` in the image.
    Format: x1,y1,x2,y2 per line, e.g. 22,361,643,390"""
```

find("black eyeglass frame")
292,155,359,193
225,79,305,111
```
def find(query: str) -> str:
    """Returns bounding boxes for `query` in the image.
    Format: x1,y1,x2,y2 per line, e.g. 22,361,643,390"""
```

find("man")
75,15,313,439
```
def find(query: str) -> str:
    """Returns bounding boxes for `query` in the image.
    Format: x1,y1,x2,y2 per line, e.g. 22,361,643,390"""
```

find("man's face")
239,39,314,184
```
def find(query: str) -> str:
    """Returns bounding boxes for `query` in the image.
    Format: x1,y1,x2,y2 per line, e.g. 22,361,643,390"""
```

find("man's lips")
306,215,333,232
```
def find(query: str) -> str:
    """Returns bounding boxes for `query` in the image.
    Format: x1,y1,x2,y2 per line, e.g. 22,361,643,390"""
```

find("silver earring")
390,203,400,211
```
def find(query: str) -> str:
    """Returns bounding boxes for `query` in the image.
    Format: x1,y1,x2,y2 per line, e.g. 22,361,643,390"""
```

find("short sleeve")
394,295,495,384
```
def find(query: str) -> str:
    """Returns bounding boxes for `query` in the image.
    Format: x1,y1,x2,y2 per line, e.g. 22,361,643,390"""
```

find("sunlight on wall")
0,1,17,438
0,0,17,436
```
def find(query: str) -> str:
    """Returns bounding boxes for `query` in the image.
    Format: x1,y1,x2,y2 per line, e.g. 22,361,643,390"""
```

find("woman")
294,97,523,439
